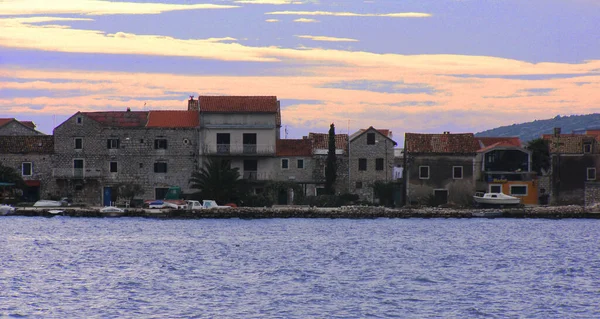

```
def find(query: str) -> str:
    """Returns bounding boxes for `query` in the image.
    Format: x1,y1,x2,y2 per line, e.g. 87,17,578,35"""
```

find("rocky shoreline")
6,205,600,219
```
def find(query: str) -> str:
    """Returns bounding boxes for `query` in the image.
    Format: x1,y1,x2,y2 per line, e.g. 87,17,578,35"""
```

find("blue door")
103,187,112,206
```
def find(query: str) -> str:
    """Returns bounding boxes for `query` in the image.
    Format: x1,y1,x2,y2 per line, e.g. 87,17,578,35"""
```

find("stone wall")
348,130,395,202
584,182,600,207
52,115,198,205
0,122,43,136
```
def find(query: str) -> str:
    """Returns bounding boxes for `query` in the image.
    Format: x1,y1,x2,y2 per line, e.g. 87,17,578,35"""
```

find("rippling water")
1,217,599,318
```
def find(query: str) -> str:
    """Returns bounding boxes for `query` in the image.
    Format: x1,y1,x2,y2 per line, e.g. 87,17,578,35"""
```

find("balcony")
203,143,275,156
53,168,103,179
243,171,273,181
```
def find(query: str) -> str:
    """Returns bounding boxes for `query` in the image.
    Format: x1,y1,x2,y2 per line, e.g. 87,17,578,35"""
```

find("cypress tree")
325,123,337,194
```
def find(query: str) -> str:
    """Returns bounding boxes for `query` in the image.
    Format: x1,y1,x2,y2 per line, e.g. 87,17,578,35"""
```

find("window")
358,158,367,171
155,188,169,200
587,167,596,181
139,163,144,169
367,133,376,145
510,185,528,196
297,159,304,169
74,138,83,150
355,181,363,189
489,184,502,193
109,161,118,173
243,133,257,154
76,116,82,124
154,162,168,173
154,139,168,150
584,143,592,153
183,138,190,145
453,166,463,179
376,158,384,171
140,139,144,144
22,162,32,176
281,159,289,169
107,138,120,149
419,166,430,179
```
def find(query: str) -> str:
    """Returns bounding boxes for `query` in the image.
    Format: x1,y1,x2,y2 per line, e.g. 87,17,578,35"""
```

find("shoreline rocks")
6,205,600,219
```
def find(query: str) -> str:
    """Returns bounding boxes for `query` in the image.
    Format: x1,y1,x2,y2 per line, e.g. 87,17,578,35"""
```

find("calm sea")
1,217,599,318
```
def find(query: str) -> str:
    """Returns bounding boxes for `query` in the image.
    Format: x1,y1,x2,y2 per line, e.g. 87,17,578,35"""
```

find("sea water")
1,217,599,318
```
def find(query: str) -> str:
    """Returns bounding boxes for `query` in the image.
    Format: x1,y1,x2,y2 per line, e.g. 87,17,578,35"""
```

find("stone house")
304,132,349,196
52,110,199,205
272,138,313,204
543,128,600,205
0,118,44,136
474,137,538,205
193,96,281,194
404,132,479,206
0,135,54,202
348,127,397,202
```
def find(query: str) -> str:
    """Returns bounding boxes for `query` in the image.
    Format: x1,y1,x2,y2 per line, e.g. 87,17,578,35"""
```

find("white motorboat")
33,200,64,207
473,192,521,206
0,204,16,215
100,206,126,217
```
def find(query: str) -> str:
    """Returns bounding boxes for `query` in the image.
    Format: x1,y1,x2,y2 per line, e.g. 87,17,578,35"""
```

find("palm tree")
189,158,244,204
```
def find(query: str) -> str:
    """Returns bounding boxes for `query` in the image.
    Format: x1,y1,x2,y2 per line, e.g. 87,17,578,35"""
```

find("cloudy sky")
1,0,599,143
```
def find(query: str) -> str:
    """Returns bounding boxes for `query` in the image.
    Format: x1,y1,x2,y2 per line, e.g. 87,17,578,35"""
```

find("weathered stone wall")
310,155,349,195
406,155,475,205
0,122,43,136
348,131,395,202
0,154,54,199
52,115,198,205
584,182,600,207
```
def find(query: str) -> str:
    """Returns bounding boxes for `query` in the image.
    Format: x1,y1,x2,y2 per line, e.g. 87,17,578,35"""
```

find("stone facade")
0,135,54,201
348,128,396,202
0,120,44,136
52,112,198,205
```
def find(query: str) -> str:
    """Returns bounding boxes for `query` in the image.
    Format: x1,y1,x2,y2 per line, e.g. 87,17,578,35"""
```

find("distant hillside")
476,114,600,143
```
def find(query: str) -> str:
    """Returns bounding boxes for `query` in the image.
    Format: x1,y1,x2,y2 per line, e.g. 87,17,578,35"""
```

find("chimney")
553,127,561,137
443,131,450,135
188,95,199,111
126,107,131,112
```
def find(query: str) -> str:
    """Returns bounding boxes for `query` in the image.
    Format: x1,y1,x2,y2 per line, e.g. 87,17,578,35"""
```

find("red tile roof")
0,118,36,129
276,139,312,156
405,133,480,154
0,118,13,127
199,96,279,113
476,137,522,148
83,111,149,128
147,111,199,128
307,133,348,150
0,136,54,154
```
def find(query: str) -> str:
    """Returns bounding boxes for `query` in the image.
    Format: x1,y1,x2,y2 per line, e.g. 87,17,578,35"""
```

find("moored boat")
0,204,16,215
473,192,521,207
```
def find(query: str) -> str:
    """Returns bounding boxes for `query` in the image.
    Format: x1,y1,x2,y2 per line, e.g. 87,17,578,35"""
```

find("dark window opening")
22,162,32,176
154,162,168,173
358,158,367,171
453,166,463,179
281,159,289,169
375,158,384,171
110,162,118,173
154,139,168,150
367,133,376,145
355,181,363,189
107,138,120,149
419,166,429,179
297,159,304,169
74,138,82,150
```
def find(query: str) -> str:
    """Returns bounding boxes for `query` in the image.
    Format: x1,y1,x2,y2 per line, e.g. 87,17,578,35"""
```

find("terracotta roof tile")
0,135,54,154
147,111,199,128
405,133,479,154
307,133,348,151
276,139,312,156
83,111,149,128
476,137,522,148
0,118,36,130
199,96,279,113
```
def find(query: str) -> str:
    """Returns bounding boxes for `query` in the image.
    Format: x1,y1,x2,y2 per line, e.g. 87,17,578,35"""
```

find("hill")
475,114,600,143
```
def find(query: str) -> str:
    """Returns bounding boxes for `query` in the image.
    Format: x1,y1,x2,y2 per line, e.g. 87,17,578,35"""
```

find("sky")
0,0,599,145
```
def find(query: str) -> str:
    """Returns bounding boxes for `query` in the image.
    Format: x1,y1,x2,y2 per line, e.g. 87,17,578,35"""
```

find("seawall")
7,205,600,219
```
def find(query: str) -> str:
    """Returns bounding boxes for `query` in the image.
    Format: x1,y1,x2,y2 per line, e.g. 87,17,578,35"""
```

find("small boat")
0,204,16,216
33,199,64,207
100,206,126,217
473,192,521,207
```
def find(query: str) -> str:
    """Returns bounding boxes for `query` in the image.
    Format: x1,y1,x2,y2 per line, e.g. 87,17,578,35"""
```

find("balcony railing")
203,143,275,156
53,168,103,178
243,171,273,181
